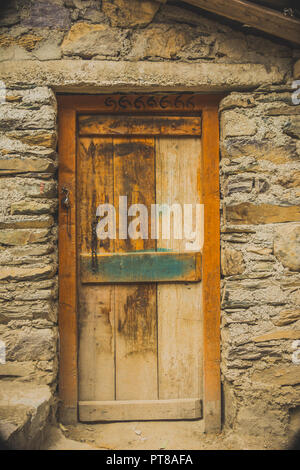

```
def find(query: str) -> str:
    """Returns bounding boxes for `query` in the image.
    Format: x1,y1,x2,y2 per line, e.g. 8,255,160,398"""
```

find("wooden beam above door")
180,0,300,45
78,115,202,136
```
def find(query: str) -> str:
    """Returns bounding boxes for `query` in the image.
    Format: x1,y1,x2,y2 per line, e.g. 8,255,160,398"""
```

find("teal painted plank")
81,252,201,283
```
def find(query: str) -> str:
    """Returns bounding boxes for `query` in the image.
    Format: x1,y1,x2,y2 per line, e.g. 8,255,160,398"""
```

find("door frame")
57,93,221,432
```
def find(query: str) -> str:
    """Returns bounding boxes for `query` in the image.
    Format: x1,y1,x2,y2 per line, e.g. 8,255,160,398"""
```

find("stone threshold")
0,381,53,450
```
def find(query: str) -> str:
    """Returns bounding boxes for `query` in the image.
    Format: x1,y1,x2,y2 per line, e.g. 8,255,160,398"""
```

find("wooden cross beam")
180,0,300,45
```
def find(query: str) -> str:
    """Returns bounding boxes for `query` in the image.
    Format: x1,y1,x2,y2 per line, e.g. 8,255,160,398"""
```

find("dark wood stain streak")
117,285,157,352
113,141,154,157
78,137,115,256
97,305,114,354
88,140,96,174
78,141,89,253
79,116,201,131
114,138,155,253
113,136,158,394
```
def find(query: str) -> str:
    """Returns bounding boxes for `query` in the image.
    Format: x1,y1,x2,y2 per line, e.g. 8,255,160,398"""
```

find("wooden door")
77,113,203,421
58,94,221,430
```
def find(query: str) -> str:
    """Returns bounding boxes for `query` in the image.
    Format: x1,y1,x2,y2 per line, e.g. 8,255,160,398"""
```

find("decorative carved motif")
104,94,196,111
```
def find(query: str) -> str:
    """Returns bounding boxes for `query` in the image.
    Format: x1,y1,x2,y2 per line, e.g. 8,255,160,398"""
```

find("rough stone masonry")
0,0,299,448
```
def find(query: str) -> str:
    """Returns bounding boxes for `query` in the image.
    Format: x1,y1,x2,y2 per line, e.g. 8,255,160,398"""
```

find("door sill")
79,398,202,422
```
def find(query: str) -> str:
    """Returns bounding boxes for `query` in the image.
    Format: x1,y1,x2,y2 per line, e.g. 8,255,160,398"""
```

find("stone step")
0,381,53,450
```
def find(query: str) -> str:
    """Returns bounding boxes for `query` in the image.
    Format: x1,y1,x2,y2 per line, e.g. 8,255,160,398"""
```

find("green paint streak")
82,253,196,282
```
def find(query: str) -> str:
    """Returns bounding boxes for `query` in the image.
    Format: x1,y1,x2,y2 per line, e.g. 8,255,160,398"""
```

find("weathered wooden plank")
78,115,202,136
114,138,155,253
156,137,203,401
58,104,78,423
77,138,114,254
201,107,221,432
78,285,115,401
114,284,157,401
113,137,158,401
79,398,202,421
77,138,115,403
182,0,300,45
58,94,214,114
81,252,201,283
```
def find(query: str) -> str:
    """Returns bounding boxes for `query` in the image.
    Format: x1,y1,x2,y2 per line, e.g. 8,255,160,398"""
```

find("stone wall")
0,0,299,447
220,88,300,443
0,0,295,70
0,86,58,387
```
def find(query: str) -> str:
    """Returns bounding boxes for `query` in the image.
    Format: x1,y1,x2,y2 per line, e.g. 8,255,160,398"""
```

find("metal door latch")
61,187,70,209
61,186,71,236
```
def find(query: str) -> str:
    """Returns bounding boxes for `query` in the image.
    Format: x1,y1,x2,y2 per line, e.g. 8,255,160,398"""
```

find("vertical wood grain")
58,105,77,423
77,138,115,402
78,285,115,401
113,138,158,400
156,137,203,400
201,107,221,432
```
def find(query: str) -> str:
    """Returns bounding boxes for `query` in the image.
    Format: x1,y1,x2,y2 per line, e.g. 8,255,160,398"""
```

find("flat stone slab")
0,381,53,449
0,60,286,92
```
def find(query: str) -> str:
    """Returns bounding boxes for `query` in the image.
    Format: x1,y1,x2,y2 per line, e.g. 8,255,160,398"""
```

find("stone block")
221,247,245,276
10,200,56,215
274,224,300,271
0,229,50,246
0,327,56,362
0,264,55,281
129,24,189,59
22,0,71,29
7,131,57,149
252,365,300,386
102,0,161,27
0,61,287,92
253,329,300,342
274,309,300,327
61,22,126,58
284,116,300,139
226,203,300,225
0,381,53,449
0,105,56,131
236,404,284,438
0,157,55,175
221,110,257,138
